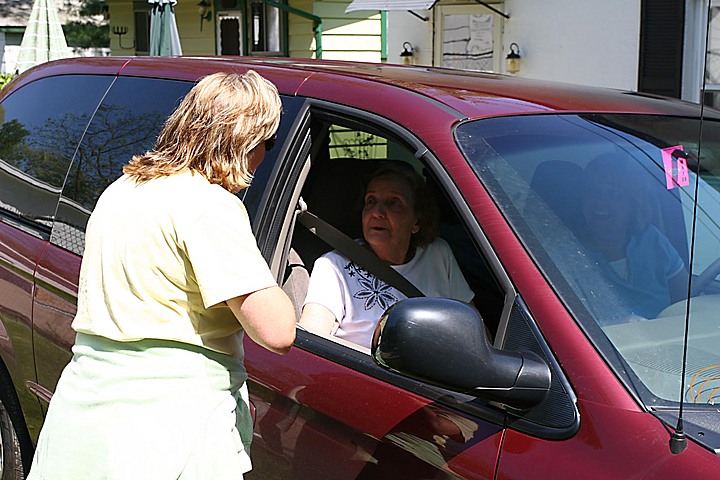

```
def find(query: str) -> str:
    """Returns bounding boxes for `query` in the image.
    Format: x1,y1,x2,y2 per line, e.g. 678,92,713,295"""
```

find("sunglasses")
264,135,277,152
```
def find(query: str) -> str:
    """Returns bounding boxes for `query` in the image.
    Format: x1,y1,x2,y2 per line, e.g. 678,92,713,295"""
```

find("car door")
30,78,307,413
246,101,516,479
0,73,113,449
32,75,195,411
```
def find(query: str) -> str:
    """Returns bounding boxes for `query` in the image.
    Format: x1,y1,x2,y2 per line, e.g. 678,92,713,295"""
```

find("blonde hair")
123,70,281,192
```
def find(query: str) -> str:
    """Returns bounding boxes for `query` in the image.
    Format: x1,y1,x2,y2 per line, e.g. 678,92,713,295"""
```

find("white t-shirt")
72,171,277,359
303,238,474,348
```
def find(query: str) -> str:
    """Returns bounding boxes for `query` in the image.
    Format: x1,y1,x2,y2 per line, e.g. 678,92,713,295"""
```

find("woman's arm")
299,303,339,336
227,286,296,354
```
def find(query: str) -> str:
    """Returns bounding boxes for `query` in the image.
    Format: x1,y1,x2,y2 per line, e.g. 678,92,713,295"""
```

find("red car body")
1,56,718,479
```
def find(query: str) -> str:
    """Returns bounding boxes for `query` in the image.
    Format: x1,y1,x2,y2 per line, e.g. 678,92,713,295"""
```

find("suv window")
0,75,113,237
277,109,504,342
54,77,193,255
242,95,306,221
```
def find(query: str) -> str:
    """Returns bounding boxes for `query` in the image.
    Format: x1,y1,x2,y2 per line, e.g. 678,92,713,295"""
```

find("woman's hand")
692,257,720,296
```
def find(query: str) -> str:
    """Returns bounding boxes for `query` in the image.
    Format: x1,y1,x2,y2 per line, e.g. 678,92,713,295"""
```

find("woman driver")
299,162,474,349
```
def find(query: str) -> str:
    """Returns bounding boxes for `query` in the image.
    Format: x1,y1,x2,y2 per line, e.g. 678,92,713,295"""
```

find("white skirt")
28,333,253,480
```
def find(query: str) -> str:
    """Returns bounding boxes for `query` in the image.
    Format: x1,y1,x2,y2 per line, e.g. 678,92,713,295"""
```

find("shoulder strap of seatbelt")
297,207,424,298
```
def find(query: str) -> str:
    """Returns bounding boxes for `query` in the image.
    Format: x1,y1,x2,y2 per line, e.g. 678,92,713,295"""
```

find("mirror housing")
372,298,551,410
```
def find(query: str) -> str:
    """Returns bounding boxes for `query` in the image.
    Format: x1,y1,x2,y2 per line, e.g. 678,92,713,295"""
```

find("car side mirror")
372,298,551,410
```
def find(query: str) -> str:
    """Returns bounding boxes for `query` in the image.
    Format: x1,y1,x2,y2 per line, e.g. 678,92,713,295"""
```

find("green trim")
0,27,25,34
264,0,322,58
381,10,387,61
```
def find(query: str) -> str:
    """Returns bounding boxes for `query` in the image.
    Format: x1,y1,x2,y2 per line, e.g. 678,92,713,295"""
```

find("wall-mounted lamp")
113,26,134,49
400,42,414,65
197,0,212,31
506,43,521,74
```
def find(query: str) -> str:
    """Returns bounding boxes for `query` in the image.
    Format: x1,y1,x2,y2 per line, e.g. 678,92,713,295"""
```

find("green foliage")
63,22,110,48
79,0,107,17
0,73,16,90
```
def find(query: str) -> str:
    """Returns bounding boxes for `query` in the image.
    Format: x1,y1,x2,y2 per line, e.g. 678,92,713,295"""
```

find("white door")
218,12,243,55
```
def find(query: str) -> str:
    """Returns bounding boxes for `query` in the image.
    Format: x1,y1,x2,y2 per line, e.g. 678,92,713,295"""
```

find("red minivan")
2,56,720,479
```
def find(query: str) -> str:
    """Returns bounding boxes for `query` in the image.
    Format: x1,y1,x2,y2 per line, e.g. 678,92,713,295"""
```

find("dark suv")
2,56,720,479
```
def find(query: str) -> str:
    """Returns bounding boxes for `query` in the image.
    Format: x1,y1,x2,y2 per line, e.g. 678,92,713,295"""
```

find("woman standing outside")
28,71,296,479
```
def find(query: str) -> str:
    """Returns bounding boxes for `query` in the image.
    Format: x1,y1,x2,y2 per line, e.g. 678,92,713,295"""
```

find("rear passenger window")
54,77,192,255
0,75,112,237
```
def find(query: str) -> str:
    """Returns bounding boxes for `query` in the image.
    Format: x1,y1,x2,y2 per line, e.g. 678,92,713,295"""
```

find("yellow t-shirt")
71,171,277,358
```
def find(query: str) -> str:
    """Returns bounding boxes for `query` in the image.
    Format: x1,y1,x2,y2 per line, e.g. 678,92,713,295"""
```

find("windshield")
457,114,720,408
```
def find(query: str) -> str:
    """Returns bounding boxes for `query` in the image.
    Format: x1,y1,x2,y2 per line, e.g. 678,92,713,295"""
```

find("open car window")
285,112,505,350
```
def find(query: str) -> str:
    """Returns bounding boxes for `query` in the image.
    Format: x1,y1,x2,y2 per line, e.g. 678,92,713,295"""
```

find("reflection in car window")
242,95,305,221
55,77,193,254
0,75,113,236
457,114,720,408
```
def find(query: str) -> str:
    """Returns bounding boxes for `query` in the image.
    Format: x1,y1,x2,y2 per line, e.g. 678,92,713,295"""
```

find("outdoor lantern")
198,0,212,28
400,42,414,65
506,43,521,74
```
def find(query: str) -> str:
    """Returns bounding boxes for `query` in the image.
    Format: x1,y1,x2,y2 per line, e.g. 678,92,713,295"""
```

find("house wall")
288,0,381,61
106,0,380,61
107,0,214,56
385,0,640,91
502,0,641,90
99,0,698,101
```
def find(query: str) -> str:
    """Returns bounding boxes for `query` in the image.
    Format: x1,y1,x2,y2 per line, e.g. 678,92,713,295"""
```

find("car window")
54,77,193,255
0,75,113,238
241,95,306,221
457,113,720,409
284,112,504,347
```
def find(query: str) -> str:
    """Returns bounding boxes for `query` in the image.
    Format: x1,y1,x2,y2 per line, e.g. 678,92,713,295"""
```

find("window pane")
250,1,282,54
55,77,192,254
442,13,493,71
0,75,112,236
242,95,306,220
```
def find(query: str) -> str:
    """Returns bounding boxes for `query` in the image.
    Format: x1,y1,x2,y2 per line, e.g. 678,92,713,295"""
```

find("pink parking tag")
662,145,690,190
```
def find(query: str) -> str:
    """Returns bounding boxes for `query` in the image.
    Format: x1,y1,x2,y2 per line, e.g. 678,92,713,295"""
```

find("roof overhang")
345,1,437,13
345,0,509,19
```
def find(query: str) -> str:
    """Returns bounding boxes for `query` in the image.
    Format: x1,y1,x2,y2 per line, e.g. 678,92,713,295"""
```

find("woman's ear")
411,218,421,234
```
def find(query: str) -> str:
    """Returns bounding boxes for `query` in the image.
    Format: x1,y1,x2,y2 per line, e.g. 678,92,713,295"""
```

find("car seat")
293,157,384,267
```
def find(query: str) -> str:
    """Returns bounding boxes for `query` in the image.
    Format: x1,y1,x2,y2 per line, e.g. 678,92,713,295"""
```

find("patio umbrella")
149,0,183,56
15,0,71,73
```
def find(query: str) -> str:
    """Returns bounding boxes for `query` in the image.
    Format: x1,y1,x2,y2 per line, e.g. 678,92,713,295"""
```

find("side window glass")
0,75,112,237
54,77,192,255
242,95,305,220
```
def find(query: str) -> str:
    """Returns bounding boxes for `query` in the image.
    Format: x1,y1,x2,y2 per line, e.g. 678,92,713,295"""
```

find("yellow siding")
289,0,315,57
313,1,382,61
106,0,134,55
174,1,216,55
107,0,215,56
106,0,381,59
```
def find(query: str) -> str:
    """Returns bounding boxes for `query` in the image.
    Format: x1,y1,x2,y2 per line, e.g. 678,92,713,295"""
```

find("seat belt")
296,199,424,298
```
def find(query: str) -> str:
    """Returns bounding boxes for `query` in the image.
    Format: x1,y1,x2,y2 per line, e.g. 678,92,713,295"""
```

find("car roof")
7,55,712,121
